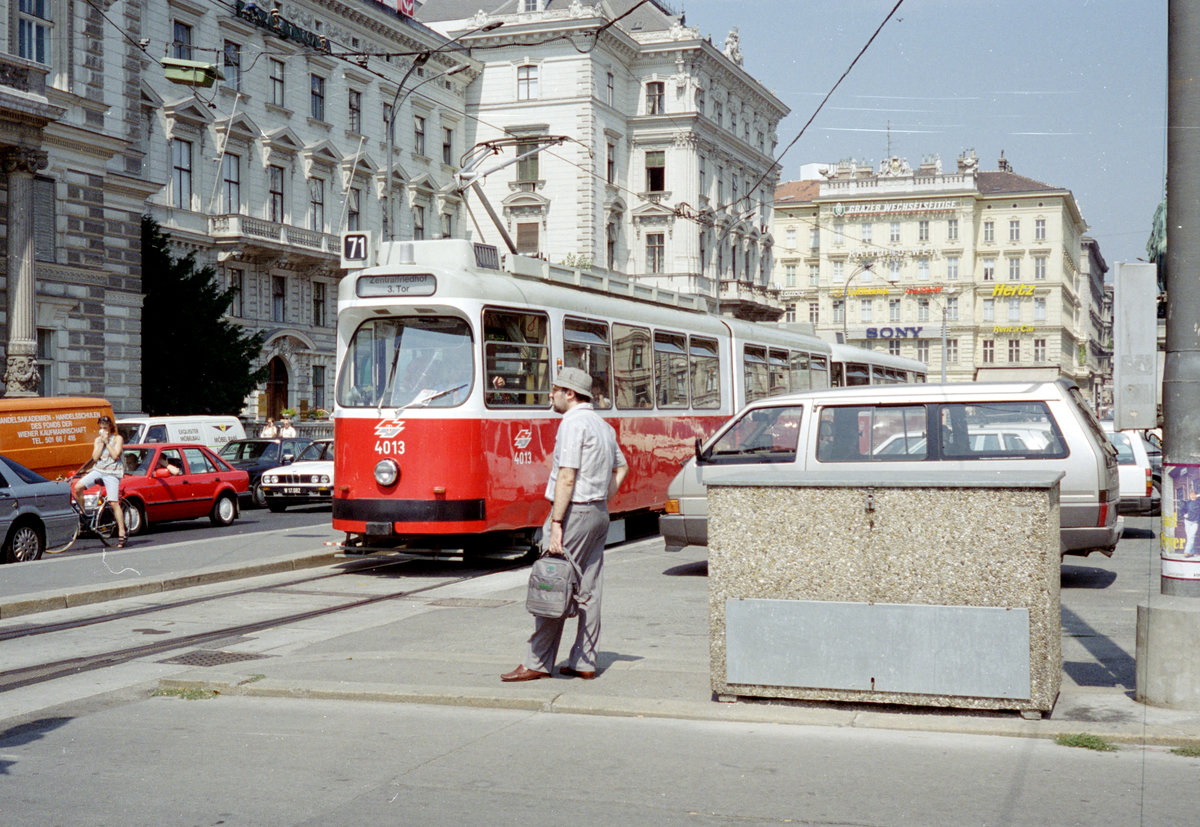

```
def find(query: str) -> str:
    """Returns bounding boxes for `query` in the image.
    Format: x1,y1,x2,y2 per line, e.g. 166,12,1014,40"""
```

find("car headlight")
320,475,330,485
83,493,101,510
374,459,399,486
265,474,276,484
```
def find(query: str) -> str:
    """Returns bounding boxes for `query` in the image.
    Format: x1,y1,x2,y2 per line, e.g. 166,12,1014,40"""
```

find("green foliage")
1171,744,1200,758
152,687,219,701
560,252,593,270
141,216,266,415
1054,732,1117,752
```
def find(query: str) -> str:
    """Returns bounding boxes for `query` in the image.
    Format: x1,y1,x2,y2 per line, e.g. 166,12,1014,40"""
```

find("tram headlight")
374,459,399,486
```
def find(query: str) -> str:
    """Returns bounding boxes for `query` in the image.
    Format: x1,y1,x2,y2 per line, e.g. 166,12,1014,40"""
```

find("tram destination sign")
357,274,437,298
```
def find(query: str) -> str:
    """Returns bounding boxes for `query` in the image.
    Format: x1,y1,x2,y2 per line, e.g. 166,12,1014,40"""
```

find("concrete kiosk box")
708,469,1063,715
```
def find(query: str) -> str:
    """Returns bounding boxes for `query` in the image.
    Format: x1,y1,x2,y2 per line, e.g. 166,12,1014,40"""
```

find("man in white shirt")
502,367,628,682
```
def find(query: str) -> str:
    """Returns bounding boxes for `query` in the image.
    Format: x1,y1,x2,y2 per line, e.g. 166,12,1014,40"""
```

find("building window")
983,220,994,243
918,219,930,242
918,258,929,280
443,127,454,165
441,212,452,239
1034,256,1047,280
522,0,540,11
516,139,539,185
272,276,286,323
606,72,614,105
809,302,819,324
784,264,796,287
35,328,53,395
713,100,722,126
1034,338,1047,361
517,64,538,100
18,0,52,64
516,222,538,254
645,150,665,192
1008,298,1020,321
982,259,995,281
861,223,872,244
889,298,901,322
413,116,425,156
647,81,664,115
946,338,958,364
983,299,994,322
888,340,901,356
1008,258,1021,280
308,178,325,231
647,233,665,273
982,339,994,363
607,142,616,184
221,153,240,214
347,188,361,231
916,340,930,363
918,298,930,322
784,304,795,323
860,299,872,323
946,296,958,321
270,58,286,106
382,103,394,142
413,204,425,240
222,40,241,91
947,218,958,242
832,260,844,283
1035,218,1046,241
171,139,192,210
808,265,819,286
268,165,285,223
227,270,243,317
833,300,844,324
313,281,326,327
947,256,959,280
1008,339,1021,362
1009,219,1020,242
889,260,902,282
786,227,797,249
312,365,326,411
172,20,193,60
810,228,820,250
890,221,901,243
1034,297,1046,321
348,89,362,133
310,74,326,120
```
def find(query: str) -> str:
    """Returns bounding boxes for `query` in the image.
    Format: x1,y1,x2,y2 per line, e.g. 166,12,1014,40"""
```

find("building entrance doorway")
266,356,289,418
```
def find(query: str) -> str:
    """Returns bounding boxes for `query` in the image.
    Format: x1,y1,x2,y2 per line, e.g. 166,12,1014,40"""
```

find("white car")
260,439,334,512
1101,422,1158,516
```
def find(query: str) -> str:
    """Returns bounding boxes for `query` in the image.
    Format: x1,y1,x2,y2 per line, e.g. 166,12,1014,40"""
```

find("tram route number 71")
340,231,374,269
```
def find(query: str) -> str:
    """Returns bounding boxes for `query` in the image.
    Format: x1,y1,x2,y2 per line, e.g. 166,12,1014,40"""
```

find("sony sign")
865,327,925,339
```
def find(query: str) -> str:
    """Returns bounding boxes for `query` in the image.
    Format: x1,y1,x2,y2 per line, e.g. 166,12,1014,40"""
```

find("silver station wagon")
662,380,1120,558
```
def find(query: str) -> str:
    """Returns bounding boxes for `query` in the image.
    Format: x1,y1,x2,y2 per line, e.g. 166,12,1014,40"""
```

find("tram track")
0,555,527,694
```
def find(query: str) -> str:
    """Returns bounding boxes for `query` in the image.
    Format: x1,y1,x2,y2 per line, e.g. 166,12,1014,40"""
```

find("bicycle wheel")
44,517,81,554
93,502,118,543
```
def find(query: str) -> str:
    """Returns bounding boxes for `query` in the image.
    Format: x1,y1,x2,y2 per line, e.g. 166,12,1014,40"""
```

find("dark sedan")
0,454,77,563
217,437,312,508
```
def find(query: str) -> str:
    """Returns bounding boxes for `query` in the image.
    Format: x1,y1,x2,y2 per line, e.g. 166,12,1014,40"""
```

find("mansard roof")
415,1,679,33
975,171,1066,196
774,180,820,206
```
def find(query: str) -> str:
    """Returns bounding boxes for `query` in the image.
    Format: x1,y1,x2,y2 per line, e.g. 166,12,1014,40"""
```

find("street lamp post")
383,20,502,243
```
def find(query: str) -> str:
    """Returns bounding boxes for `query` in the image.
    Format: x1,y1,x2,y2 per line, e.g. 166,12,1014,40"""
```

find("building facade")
774,151,1110,398
417,0,788,320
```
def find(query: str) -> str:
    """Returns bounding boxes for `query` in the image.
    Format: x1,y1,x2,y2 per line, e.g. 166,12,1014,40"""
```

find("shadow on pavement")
0,716,73,776
1060,566,1117,590
1061,605,1135,691
664,560,707,577
1121,527,1155,540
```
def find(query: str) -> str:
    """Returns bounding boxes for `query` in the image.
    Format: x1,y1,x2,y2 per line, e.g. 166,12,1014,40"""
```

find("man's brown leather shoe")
500,665,549,682
560,666,596,680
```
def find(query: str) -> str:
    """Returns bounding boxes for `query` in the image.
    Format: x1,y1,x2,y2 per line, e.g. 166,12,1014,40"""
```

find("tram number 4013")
514,451,534,465
375,440,406,455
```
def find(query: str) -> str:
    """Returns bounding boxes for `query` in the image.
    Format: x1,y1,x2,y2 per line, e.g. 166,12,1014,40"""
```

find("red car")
80,443,249,535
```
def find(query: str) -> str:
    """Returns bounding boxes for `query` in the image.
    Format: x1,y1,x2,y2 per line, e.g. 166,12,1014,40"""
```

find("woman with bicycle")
72,415,128,548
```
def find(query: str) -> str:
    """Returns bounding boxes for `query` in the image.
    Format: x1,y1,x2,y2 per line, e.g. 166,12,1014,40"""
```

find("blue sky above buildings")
682,0,1166,266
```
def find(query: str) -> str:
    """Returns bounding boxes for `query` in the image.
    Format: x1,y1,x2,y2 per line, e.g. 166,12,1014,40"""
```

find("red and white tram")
333,239,921,554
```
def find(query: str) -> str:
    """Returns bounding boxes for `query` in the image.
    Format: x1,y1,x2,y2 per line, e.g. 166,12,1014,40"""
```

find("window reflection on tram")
337,317,474,408
563,317,613,409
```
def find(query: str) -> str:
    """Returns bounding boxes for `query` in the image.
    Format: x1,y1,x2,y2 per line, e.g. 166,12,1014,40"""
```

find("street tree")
141,216,266,415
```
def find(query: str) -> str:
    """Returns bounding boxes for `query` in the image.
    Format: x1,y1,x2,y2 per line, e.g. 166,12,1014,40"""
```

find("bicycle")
44,477,130,554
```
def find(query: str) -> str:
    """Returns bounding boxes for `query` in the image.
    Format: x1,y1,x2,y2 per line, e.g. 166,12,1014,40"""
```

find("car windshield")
219,441,276,461
297,441,333,462
1108,432,1136,465
337,316,473,409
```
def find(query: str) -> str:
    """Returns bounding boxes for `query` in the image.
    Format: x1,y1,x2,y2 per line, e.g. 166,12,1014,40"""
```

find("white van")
662,380,1121,558
117,416,246,449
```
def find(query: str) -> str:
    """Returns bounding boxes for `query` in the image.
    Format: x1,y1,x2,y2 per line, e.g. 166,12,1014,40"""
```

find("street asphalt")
4,517,1200,748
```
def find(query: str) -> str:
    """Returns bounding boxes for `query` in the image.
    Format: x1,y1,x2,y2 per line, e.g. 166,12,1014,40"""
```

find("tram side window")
744,345,769,403
689,336,721,409
613,323,652,409
769,349,789,397
564,317,613,409
810,355,830,389
483,309,550,408
844,362,870,386
789,351,811,392
655,331,689,408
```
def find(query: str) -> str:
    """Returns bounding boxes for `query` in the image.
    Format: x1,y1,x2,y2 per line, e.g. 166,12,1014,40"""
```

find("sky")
679,0,1167,267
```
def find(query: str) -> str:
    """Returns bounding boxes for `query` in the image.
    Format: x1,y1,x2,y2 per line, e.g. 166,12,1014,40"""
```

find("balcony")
718,279,784,322
209,214,339,266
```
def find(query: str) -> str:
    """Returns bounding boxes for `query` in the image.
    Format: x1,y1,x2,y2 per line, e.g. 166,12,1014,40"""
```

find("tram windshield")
338,316,474,409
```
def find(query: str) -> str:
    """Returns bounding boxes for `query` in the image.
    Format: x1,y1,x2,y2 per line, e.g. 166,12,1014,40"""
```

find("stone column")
3,147,47,397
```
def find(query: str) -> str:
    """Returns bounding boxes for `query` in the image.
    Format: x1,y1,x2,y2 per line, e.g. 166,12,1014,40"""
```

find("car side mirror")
282,452,295,465
694,437,707,465
154,467,173,479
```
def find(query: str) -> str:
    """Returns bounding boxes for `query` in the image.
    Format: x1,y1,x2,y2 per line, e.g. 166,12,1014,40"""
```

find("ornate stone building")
417,0,788,320
774,151,1111,400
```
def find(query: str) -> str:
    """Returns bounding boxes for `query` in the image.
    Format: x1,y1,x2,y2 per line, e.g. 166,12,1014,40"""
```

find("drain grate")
426,598,512,609
158,649,272,668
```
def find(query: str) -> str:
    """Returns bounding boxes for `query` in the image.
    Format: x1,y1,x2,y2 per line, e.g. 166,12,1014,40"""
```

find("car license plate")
282,487,303,495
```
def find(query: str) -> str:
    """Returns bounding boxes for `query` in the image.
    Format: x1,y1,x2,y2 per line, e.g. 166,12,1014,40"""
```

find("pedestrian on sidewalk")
260,418,278,438
502,367,628,683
